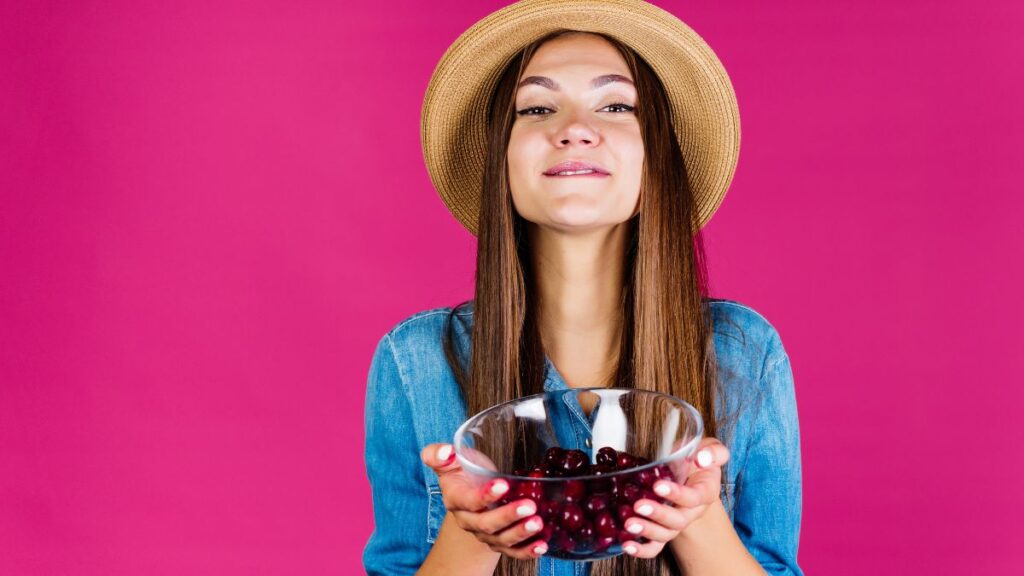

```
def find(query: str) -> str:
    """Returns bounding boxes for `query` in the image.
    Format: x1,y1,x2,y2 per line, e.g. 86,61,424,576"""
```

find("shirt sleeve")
732,333,805,576
362,333,430,576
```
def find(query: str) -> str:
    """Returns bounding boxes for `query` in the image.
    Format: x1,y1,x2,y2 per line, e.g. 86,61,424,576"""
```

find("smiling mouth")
544,169,610,178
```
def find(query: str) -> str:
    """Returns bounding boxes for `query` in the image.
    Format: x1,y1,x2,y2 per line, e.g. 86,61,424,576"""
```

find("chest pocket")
427,486,446,543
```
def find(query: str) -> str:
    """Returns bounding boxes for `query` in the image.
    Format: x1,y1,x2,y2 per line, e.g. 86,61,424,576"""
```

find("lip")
543,160,611,176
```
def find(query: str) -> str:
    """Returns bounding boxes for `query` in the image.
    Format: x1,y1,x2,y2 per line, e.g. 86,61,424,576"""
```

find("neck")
527,222,629,386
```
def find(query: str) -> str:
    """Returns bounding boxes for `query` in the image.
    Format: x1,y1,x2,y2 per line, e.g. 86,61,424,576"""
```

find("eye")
516,106,552,116
514,103,636,117
603,103,635,113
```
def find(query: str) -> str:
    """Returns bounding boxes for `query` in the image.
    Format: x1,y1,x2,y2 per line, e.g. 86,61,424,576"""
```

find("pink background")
2,1,1022,574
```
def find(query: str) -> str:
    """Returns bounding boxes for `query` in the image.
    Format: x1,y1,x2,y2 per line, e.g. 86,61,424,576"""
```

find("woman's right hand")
420,443,549,559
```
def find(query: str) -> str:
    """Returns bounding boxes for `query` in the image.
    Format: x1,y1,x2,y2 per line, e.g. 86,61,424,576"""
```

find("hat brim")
421,0,740,236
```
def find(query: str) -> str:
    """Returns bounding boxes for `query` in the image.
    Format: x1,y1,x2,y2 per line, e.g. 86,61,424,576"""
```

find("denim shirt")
362,298,804,576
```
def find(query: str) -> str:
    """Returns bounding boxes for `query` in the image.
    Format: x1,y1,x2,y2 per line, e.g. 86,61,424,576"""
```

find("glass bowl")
452,387,704,561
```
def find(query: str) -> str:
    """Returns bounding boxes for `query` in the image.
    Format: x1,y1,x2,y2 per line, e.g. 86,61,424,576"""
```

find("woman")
363,2,803,575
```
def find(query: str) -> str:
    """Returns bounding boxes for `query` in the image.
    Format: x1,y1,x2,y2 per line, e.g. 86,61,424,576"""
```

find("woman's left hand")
620,437,730,559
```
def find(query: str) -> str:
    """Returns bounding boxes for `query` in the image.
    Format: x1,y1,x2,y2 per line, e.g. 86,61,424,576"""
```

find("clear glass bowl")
452,388,704,561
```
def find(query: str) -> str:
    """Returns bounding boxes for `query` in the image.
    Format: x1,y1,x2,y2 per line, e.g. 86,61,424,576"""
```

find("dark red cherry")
593,510,618,537
538,498,561,520
616,452,636,470
593,535,616,552
555,528,578,552
584,493,610,514
596,447,618,466
577,521,595,547
621,482,643,504
562,450,588,474
549,528,573,552
559,503,585,532
512,480,543,502
544,447,566,466
563,480,586,502
655,464,672,480
538,522,556,542
615,503,636,523
528,466,547,479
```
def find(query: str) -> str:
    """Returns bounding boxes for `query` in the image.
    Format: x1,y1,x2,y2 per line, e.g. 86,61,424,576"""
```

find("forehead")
520,33,632,78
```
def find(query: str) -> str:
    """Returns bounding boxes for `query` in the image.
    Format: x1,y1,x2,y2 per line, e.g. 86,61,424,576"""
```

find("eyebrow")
516,74,635,91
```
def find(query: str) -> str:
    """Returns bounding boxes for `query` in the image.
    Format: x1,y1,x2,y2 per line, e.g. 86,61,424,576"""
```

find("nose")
553,111,600,148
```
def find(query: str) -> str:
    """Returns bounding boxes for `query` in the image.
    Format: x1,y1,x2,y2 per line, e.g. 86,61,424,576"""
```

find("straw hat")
420,0,740,236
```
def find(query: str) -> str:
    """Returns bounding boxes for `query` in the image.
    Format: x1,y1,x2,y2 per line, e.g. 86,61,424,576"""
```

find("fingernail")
654,482,671,497
697,449,713,468
533,544,548,555
490,480,509,496
516,503,536,517
624,544,638,555
436,444,453,463
525,519,541,532
627,522,643,534
636,503,654,516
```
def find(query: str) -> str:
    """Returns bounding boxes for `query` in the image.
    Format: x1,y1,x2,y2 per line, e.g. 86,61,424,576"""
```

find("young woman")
363,2,803,575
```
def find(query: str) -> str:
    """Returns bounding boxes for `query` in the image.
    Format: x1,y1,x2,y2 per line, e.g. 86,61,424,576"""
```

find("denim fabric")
362,298,804,576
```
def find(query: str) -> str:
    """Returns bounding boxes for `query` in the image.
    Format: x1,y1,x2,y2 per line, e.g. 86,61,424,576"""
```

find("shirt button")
584,437,592,448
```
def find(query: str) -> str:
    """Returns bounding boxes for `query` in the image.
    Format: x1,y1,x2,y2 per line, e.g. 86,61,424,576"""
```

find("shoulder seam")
387,308,454,337
709,300,777,332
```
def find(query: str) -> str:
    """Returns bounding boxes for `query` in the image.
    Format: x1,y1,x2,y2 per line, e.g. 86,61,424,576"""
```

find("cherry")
538,522,556,542
577,522,595,548
538,498,561,520
563,480,586,502
621,482,643,504
559,503,585,532
584,493,610,514
593,535,616,552
512,480,543,502
593,510,618,537
637,467,657,487
616,452,636,470
549,528,574,552
615,503,636,523
596,446,618,466
562,449,589,475
544,446,566,466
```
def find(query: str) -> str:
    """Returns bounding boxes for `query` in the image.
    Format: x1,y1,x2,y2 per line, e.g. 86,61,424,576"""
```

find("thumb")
421,443,461,474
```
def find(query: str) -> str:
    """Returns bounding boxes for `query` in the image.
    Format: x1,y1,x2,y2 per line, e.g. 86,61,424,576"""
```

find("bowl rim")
451,387,705,481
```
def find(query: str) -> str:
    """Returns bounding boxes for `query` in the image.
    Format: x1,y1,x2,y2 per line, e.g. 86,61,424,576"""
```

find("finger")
651,479,707,509
453,498,539,537
632,497,694,531
420,443,460,473
495,535,550,560
621,516,679,543
492,514,546,548
445,475,514,513
693,439,730,471
622,537,667,559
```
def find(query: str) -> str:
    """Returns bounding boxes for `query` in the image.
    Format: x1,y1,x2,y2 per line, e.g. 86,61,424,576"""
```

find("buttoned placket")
540,357,594,576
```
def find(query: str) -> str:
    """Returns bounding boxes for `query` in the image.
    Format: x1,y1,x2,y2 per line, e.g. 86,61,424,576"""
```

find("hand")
619,437,731,559
420,443,550,559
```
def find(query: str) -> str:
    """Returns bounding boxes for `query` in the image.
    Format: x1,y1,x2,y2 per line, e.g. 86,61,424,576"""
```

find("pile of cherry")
494,446,675,555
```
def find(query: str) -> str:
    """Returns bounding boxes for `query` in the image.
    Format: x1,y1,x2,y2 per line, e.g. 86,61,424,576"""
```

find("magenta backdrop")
2,1,1022,574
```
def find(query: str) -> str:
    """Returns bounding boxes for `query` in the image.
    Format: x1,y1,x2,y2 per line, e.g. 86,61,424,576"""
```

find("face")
508,33,644,234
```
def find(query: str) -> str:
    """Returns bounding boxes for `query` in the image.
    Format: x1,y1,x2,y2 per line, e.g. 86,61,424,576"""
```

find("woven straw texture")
420,0,740,236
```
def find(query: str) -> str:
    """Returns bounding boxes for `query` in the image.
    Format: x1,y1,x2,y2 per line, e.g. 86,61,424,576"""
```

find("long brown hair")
443,30,739,576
